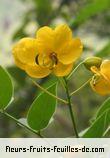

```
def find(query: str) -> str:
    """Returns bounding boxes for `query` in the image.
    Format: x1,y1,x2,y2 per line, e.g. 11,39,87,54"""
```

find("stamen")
50,53,58,65
92,75,100,86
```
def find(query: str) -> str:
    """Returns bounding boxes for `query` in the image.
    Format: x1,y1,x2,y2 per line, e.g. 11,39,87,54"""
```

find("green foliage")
0,66,13,109
83,98,110,138
27,83,57,131
83,109,110,138
0,0,110,138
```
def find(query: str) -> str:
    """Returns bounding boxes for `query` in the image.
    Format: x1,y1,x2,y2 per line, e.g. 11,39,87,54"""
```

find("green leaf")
27,83,57,131
83,109,110,138
70,0,110,28
0,66,13,109
96,97,110,119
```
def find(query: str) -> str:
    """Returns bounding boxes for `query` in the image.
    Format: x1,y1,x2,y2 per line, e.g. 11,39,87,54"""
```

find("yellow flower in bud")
84,56,102,70
90,60,110,95
12,24,83,78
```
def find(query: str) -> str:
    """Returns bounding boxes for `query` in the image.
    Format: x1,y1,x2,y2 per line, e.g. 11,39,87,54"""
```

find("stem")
31,79,68,104
67,62,83,79
63,77,79,138
0,110,43,138
70,78,92,96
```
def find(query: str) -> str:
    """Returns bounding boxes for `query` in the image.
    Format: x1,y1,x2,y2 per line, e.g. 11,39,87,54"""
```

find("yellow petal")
53,62,73,77
25,64,51,78
13,51,26,70
90,75,110,95
58,38,83,65
36,26,54,53
100,60,110,81
54,24,72,51
12,38,38,64
14,56,26,70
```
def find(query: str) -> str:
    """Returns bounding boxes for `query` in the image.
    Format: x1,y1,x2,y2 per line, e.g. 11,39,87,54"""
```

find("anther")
50,53,58,65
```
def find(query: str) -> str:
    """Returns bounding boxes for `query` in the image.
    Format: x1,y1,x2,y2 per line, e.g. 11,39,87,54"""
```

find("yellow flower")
90,60,110,95
12,24,83,78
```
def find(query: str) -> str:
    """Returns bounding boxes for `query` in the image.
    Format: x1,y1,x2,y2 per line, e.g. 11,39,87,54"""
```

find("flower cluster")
12,24,110,96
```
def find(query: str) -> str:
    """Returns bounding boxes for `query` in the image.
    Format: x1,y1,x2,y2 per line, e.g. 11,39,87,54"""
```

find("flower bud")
83,57,102,70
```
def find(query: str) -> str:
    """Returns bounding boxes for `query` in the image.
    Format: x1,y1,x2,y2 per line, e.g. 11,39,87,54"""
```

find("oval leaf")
0,66,13,109
83,109,110,138
27,83,57,131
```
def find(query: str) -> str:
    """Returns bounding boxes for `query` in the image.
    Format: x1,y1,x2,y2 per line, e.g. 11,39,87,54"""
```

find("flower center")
35,52,58,70
50,52,58,65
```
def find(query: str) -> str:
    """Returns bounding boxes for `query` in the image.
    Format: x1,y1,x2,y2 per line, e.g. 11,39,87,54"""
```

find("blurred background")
0,0,110,137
